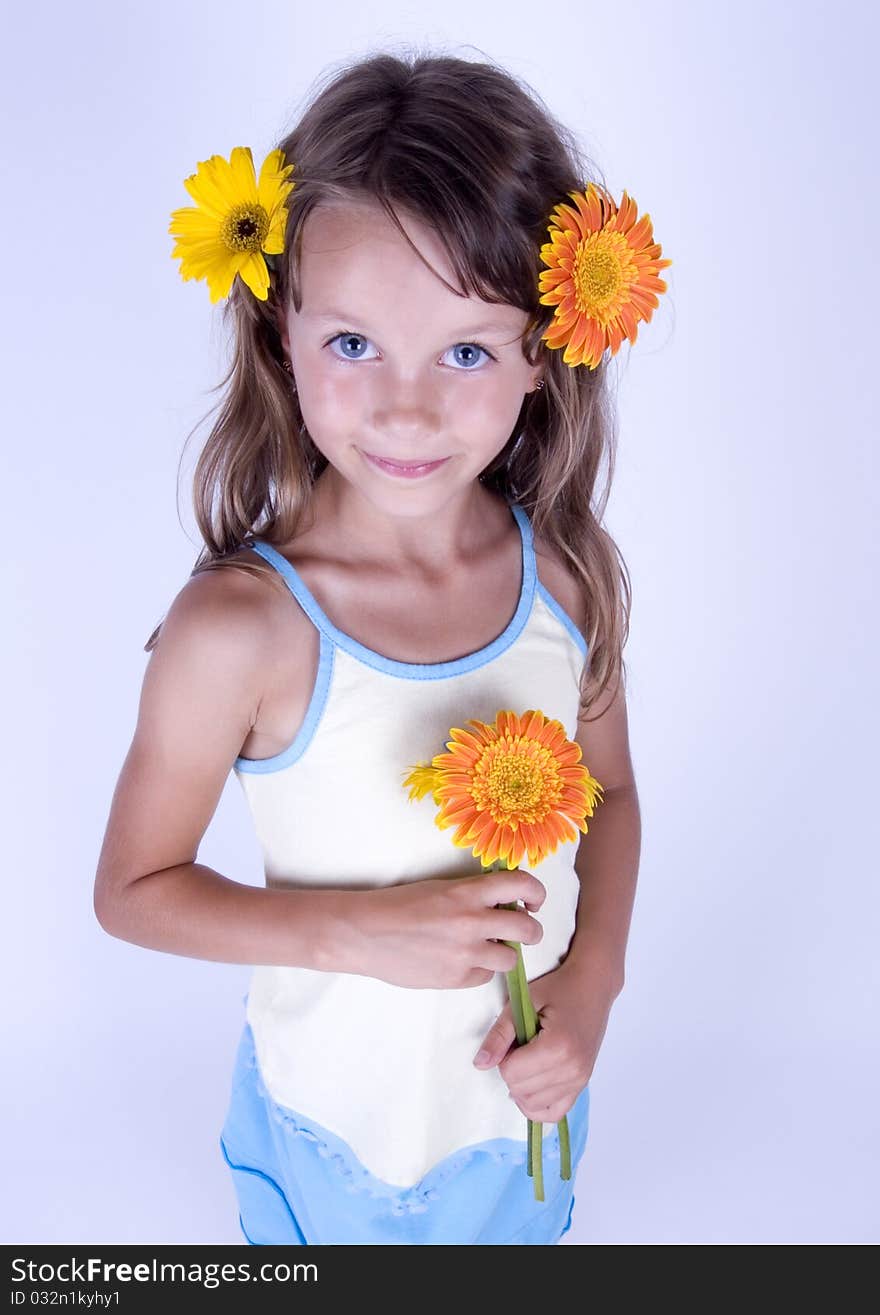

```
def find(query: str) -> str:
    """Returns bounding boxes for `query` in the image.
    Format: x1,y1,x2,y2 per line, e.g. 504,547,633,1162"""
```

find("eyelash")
322,331,497,369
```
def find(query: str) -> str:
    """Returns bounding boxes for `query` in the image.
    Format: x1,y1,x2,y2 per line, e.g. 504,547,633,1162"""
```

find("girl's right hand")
346,869,547,989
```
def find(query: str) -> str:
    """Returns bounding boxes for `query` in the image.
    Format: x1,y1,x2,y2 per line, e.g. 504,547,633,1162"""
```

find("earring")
282,359,293,372
534,379,545,390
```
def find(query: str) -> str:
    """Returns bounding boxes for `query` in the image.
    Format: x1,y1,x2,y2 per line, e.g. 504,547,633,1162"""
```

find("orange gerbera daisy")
537,183,672,369
403,708,604,870
404,707,605,1199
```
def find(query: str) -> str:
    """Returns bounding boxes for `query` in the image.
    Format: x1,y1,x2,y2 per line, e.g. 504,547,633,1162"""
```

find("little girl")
94,51,666,1245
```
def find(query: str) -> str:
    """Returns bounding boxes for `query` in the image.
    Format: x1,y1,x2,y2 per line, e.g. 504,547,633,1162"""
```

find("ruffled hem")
243,1043,569,1215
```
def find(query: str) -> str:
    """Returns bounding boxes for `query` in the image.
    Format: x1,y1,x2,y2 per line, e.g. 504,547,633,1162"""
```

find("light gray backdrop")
3,0,877,1245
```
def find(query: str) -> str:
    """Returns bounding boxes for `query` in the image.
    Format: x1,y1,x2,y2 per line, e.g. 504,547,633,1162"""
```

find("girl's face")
278,199,543,512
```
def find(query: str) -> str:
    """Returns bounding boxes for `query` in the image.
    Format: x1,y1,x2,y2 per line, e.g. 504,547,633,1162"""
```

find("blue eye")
325,332,377,361
448,342,493,369
324,332,495,369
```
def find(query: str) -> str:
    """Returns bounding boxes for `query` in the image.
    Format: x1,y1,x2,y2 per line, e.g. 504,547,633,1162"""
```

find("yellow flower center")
573,230,637,327
472,738,563,829
221,204,271,254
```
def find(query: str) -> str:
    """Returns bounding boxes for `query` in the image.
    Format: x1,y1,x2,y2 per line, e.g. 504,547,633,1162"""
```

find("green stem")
559,1110,572,1180
504,947,528,1044
487,859,569,1200
490,855,569,1194
500,905,544,1202
501,952,533,1177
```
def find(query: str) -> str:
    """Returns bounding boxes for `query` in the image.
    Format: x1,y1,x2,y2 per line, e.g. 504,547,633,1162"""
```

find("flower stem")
487,859,569,1201
503,944,535,1178
559,1110,572,1179
497,870,570,1189
500,904,544,1202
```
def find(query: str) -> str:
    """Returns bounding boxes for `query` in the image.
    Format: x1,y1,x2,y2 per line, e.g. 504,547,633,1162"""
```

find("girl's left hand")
471,956,619,1123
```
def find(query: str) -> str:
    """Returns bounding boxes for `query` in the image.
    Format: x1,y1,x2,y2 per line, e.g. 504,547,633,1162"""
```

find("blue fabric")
220,1020,589,1245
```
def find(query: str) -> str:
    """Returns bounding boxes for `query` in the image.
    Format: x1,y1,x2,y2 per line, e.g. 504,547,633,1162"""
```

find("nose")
373,381,442,448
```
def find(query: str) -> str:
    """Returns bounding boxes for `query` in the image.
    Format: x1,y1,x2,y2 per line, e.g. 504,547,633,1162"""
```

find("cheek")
455,377,525,435
317,372,358,413
297,366,360,436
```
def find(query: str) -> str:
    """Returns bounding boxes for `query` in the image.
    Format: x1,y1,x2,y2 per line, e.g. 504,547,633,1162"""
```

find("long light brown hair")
148,49,634,722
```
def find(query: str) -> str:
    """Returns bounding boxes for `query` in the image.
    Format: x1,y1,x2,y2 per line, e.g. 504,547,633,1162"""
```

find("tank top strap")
244,539,330,638
245,499,535,650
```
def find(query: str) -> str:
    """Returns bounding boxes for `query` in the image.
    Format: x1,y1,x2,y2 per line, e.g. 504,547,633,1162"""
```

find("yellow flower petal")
169,146,296,303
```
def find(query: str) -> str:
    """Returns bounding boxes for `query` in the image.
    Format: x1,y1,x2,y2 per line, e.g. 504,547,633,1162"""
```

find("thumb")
473,1001,516,1068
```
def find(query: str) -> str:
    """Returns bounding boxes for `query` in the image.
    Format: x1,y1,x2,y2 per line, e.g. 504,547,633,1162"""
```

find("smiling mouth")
365,452,449,468
361,450,451,474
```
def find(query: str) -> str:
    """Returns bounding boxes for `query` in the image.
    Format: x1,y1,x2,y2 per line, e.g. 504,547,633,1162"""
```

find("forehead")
296,200,526,333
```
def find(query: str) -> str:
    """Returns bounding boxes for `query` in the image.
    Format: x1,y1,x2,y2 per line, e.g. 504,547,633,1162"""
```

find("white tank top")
233,499,589,1188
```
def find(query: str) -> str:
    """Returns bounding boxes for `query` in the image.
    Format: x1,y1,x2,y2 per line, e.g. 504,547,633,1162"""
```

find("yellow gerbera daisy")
403,708,604,870
537,183,672,369
169,146,295,304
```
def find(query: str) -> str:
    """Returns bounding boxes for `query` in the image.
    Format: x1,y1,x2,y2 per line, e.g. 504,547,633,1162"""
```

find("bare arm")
94,566,546,987
96,857,358,969
562,678,642,996
93,567,353,971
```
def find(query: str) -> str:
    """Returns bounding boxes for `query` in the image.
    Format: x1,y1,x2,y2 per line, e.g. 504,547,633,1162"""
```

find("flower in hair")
537,183,672,369
169,147,295,304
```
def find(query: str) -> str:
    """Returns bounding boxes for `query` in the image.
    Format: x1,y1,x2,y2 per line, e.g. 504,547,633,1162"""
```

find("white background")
2,0,877,1244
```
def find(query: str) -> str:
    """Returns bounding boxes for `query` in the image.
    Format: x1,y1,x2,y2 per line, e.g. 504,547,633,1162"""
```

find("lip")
362,450,451,479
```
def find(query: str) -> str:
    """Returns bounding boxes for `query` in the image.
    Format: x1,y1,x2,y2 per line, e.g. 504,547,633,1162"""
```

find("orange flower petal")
404,708,606,870
538,182,671,369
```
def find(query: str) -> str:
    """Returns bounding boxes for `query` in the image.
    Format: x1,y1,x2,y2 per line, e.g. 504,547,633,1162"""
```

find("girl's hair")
147,48,633,722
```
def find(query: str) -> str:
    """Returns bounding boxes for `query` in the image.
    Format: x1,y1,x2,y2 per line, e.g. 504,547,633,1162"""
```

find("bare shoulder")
139,551,285,756
94,552,281,908
160,548,280,654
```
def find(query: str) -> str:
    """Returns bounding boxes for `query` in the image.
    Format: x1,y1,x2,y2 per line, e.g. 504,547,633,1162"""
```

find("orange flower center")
221,204,271,254
472,740,562,827
574,230,636,326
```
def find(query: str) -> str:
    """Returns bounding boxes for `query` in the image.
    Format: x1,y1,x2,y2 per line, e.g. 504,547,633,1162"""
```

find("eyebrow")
305,310,520,338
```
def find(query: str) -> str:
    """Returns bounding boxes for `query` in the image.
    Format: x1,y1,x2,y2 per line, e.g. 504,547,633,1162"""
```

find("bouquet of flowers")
403,708,604,1201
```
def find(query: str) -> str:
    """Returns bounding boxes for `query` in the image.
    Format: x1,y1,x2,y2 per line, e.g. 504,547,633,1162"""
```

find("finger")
483,870,546,912
512,1066,582,1102
487,906,544,947
498,1024,558,1084
511,1080,575,1121
473,1005,517,1068
478,940,520,974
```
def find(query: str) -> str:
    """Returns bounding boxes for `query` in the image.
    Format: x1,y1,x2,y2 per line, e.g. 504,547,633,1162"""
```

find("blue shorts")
219,1019,590,1245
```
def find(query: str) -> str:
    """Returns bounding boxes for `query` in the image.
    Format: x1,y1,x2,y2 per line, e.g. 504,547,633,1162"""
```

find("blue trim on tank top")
247,500,536,679
535,581,588,656
233,500,586,774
